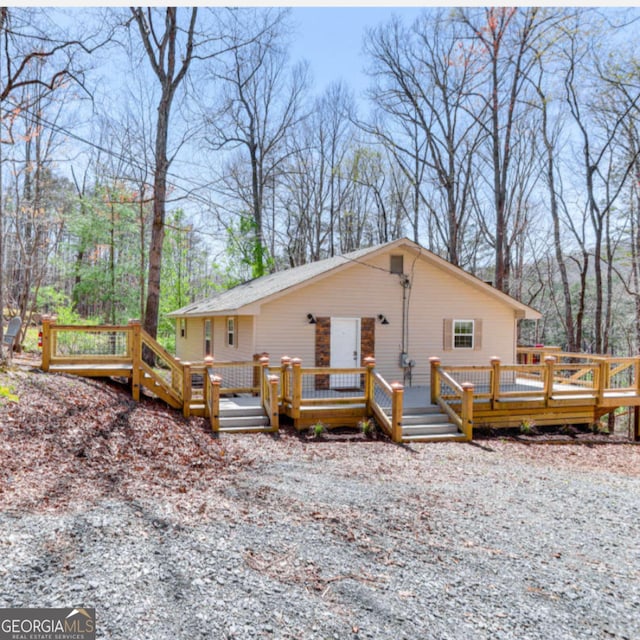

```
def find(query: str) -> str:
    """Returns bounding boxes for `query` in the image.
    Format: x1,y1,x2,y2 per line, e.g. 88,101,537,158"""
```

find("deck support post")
461,382,475,441
268,375,280,432
490,356,501,409
391,382,404,443
41,315,52,372
128,319,142,401
364,357,376,413
544,356,556,407
291,358,302,421
182,362,192,418
210,375,221,432
429,357,441,405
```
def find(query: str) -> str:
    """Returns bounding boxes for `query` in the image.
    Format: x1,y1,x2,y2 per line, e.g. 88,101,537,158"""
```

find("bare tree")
203,8,308,278
457,7,564,293
562,15,640,352
129,6,197,339
363,10,482,265
0,7,103,350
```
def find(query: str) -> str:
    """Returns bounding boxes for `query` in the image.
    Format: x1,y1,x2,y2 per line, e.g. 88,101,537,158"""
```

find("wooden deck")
38,319,640,442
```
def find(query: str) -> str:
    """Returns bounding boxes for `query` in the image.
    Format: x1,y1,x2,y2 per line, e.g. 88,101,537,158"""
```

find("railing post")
636,357,640,398
490,356,501,409
391,382,404,443
280,356,291,403
544,356,556,407
260,356,270,401
598,358,609,406
182,362,192,418
268,375,280,432
128,319,142,401
203,356,214,415
429,357,441,405
210,375,221,432
364,356,376,412
41,315,52,372
461,382,474,441
50,315,58,361
253,352,269,395
291,358,302,420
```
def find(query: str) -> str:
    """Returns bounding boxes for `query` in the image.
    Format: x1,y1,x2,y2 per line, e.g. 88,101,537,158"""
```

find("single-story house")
167,238,541,384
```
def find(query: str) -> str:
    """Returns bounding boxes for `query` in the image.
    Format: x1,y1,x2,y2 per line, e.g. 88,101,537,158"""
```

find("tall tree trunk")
131,6,197,339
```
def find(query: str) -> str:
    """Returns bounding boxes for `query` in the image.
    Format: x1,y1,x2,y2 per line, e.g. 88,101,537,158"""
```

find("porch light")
307,313,317,324
378,314,390,325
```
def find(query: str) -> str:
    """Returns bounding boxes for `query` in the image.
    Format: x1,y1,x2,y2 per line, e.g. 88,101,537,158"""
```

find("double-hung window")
226,317,236,348
204,319,212,356
453,320,474,349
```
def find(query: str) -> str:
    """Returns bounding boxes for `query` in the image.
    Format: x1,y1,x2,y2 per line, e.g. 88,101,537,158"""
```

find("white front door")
330,317,361,388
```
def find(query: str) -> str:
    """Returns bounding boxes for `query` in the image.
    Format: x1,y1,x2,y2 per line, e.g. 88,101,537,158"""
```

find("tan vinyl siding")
176,318,207,362
255,248,517,383
175,316,256,362
176,246,518,380
211,315,255,362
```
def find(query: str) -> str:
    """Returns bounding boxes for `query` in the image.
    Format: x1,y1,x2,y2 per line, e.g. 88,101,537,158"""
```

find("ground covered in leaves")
1,359,639,639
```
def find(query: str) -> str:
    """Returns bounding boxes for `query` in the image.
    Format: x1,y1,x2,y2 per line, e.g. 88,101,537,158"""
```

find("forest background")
2,5,640,356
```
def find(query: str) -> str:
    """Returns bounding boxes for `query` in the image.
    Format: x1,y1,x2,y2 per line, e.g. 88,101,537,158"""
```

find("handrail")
370,371,393,436
260,364,279,432
434,365,464,431
207,360,261,395
430,358,473,440
206,370,221,432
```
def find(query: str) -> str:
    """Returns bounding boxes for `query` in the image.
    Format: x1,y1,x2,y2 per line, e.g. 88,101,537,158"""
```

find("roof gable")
168,238,540,320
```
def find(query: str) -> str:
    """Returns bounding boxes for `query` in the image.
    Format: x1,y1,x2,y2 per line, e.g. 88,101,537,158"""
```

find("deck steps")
400,405,462,441
218,402,271,432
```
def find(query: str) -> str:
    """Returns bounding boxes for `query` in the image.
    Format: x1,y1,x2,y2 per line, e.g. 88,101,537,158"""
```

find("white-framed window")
204,319,212,356
453,320,474,349
179,318,187,339
226,317,236,348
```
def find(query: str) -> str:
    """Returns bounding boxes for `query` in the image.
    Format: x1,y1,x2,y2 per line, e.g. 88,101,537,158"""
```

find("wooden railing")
206,369,222,432
206,359,262,395
517,346,562,364
278,356,405,441
433,354,640,418
429,358,474,440
369,369,403,441
41,318,133,370
260,357,279,432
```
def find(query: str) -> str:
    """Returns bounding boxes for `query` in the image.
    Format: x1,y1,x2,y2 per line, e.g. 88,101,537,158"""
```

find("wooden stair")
140,365,182,409
401,405,465,442
217,399,273,433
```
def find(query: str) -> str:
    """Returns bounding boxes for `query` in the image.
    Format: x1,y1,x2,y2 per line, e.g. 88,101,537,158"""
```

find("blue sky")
288,7,424,98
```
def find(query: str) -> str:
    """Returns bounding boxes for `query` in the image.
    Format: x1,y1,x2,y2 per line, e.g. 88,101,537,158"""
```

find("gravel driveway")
1,369,639,639
2,437,639,639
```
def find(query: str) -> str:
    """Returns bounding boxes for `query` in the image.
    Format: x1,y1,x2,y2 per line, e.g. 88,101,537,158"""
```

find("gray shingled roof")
167,242,387,317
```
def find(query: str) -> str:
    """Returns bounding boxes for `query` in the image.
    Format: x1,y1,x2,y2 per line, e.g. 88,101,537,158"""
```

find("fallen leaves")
0,368,249,516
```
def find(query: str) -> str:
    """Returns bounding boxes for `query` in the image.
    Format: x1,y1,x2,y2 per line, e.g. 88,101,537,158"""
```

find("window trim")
179,318,187,339
453,319,474,350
